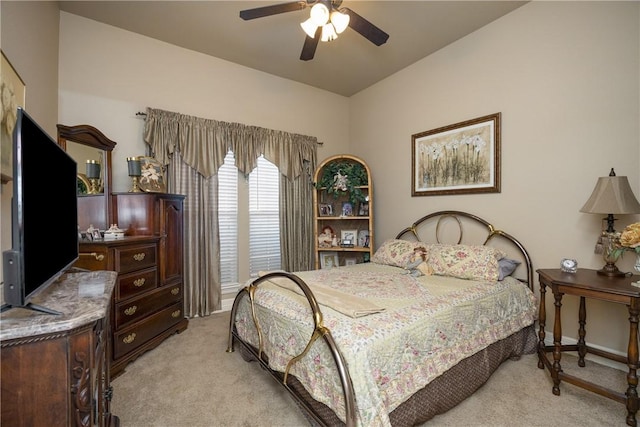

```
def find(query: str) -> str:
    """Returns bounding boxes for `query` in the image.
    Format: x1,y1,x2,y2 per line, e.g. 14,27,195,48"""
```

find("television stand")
1,270,119,426
0,302,61,315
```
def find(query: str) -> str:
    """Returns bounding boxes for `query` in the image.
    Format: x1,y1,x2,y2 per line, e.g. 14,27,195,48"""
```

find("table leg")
578,296,587,367
538,280,547,369
626,301,639,427
552,290,563,396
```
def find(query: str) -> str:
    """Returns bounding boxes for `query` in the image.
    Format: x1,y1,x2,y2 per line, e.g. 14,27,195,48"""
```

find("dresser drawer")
116,267,158,301
75,247,109,270
113,301,184,359
114,283,182,329
114,244,157,274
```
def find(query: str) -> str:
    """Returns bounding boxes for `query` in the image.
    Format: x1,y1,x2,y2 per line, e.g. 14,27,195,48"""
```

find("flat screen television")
2,107,78,315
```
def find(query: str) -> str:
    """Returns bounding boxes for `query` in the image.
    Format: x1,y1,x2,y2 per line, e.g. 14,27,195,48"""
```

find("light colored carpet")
112,313,624,426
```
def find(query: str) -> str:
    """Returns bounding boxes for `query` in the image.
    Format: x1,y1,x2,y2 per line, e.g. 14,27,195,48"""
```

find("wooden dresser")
76,193,188,378
1,271,118,427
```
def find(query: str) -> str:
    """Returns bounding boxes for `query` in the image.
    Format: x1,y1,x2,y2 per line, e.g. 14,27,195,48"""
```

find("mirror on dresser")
57,124,117,231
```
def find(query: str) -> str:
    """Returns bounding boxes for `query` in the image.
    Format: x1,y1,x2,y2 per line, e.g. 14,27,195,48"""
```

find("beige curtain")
143,107,317,316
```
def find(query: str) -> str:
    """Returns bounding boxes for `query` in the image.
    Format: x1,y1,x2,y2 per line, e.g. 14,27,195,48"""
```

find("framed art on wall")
411,113,501,196
1,51,26,183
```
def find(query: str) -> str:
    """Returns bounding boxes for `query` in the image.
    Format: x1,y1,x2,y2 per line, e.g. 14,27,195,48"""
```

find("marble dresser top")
0,270,117,342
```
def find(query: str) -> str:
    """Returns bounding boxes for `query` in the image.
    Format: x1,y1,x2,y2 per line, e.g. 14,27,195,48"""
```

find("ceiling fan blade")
300,26,322,61
240,1,307,20
342,7,389,46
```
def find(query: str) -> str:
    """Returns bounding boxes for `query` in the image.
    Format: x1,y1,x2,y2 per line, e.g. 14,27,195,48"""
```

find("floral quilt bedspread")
233,263,538,427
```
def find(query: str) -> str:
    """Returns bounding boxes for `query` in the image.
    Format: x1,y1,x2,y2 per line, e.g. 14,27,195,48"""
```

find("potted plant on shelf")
316,160,368,206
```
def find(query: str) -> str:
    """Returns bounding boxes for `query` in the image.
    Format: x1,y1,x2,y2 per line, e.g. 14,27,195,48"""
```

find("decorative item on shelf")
560,258,578,273
318,225,334,248
612,222,640,286
103,224,125,240
316,159,368,205
127,156,142,192
318,203,333,216
85,159,101,194
138,156,167,193
341,201,354,217
580,168,640,277
341,229,357,248
358,230,370,247
320,251,339,269
358,199,369,216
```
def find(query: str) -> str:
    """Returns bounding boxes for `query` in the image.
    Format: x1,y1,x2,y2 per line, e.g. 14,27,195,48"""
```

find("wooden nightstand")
537,268,640,426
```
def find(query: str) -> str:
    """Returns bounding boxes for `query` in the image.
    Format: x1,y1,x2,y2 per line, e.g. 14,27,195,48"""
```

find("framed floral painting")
411,113,501,196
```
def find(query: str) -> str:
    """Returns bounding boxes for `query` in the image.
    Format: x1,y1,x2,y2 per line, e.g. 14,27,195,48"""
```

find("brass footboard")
226,271,356,427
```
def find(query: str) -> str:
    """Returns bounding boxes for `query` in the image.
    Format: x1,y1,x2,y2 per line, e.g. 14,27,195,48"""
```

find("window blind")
249,156,281,277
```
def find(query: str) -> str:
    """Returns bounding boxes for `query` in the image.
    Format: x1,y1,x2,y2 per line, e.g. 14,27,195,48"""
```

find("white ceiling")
58,1,527,97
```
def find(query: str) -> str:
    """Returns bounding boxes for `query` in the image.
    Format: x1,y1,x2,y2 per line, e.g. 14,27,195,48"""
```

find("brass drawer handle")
133,253,146,261
171,310,181,318
123,333,136,344
171,287,179,295
79,252,105,261
133,278,146,287
124,306,137,316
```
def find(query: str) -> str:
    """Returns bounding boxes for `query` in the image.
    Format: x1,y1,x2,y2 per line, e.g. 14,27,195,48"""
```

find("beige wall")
351,1,640,357
58,12,350,194
0,1,60,289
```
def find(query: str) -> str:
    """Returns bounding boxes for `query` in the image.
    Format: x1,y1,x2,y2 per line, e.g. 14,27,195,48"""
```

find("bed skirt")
236,324,537,426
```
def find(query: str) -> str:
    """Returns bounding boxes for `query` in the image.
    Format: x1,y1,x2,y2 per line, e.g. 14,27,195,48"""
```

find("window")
218,152,280,289
249,156,281,277
218,151,238,287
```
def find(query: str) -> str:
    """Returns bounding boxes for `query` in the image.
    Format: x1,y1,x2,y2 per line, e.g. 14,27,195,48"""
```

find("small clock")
560,258,578,273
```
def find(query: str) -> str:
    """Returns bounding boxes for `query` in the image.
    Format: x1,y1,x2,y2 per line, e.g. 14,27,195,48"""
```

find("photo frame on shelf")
341,229,357,247
357,230,370,248
358,202,369,216
411,112,501,196
319,203,333,216
345,258,357,266
341,201,354,217
320,252,339,269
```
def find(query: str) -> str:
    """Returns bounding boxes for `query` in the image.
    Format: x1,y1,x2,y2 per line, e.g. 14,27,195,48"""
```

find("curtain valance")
143,107,318,180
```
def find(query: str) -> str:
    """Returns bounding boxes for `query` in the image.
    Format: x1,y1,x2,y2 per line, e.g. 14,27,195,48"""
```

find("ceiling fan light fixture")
309,3,330,26
300,18,319,38
330,10,350,34
321,23,338,42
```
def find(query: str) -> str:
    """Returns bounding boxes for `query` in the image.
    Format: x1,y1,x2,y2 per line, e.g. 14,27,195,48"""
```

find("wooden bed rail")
395,210,534,290
227,271,357,427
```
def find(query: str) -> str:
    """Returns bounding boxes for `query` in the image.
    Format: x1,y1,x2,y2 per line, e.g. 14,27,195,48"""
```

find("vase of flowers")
614,222,640,286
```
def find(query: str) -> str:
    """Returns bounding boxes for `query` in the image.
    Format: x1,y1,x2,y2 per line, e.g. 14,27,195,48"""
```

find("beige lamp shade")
580,175,640,214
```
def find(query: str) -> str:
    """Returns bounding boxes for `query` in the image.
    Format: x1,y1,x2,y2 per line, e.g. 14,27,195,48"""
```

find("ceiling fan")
239,0,389,61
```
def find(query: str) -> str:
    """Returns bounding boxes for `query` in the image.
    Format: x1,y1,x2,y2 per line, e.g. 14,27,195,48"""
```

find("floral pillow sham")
372,239,421,268
426,244,506,282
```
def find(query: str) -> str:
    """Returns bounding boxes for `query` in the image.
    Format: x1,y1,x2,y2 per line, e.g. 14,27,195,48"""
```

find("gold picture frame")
411,113,501,196
1,51,26,183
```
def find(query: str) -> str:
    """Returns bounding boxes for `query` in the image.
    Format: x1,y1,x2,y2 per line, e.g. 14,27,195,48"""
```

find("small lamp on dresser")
580,168,640,276
127,156,142,192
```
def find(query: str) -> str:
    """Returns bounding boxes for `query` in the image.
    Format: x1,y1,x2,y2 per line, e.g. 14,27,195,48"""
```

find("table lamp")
127,157,142,192
580,168,640,276
85,160,101,194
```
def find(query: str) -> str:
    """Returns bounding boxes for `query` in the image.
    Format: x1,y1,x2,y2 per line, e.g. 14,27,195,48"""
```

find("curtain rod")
135,111,323,146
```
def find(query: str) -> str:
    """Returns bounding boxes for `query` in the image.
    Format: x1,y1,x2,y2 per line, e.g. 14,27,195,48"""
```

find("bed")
227,211,538,426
